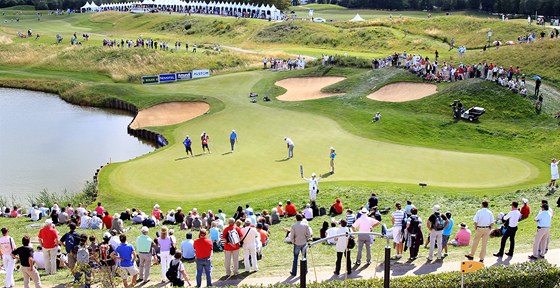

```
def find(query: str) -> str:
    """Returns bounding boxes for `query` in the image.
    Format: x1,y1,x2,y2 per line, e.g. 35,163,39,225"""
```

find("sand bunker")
130,102,209,129
276,77,346,101
367,82,437,102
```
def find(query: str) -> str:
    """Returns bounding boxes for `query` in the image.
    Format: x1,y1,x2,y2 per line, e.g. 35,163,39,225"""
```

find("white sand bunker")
130,102,209,129
276,77,346,101
367,82,437,102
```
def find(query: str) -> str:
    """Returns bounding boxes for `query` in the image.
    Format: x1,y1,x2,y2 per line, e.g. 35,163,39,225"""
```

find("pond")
0,88,155,201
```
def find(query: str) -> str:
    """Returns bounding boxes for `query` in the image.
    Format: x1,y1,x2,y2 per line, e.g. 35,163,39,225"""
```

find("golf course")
1,4,560,287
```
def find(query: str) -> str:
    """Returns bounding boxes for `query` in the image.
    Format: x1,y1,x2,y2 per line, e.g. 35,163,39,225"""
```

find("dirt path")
276,76,346,101
130,102,209,129
367,82,438,102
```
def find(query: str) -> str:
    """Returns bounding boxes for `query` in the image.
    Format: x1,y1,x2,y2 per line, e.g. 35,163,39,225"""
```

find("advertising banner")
159,73,177,83
192,69,210,79
176,72,192,81
142,75,159,84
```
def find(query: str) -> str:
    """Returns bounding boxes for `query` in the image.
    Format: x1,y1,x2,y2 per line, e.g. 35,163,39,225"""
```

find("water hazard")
0,88,155,200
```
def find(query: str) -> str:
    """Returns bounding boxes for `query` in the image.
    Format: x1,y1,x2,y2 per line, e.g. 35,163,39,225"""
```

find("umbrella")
533,76,542,80
506,40,515,45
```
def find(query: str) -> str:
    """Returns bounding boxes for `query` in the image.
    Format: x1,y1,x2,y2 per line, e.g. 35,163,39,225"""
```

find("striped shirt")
392,210,406,227
346,213,356,227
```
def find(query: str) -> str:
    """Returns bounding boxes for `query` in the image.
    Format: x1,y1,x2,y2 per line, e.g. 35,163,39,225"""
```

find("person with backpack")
60,223,80,269
405,208,423,260
241,219,260,273
166,252,191,287
222,218,243,277
73,234,93,288
193,229,213,287
426,205,448,261
0,227,17,288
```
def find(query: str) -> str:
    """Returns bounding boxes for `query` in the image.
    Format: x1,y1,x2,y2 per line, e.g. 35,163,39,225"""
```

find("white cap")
278,202,282,205
330,147,335,150
245,219,251,224
176,207,182,211
193,208,198,212
311,172,316,177
154,204,160,209
432,205,441,213
522,198,529,204
141,226,149,233
360,208,368,214
45,219,53,225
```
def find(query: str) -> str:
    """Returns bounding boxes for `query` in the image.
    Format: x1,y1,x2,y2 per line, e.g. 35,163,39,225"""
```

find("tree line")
313,0,560,17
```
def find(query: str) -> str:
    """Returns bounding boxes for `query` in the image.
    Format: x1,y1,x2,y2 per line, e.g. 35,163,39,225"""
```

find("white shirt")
241,226,259,247
34,251,46,269
302,208,313,220
326,227,338,245
551,162,559,179
285,138,294,146
334,227,350,252
303,177,319,192
79,215,91,229
503,209,522,227
76,207,86,217
473,208,494,227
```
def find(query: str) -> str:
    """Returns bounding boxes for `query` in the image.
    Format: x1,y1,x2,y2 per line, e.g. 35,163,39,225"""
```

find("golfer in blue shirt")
183,135,193,157
230,130,237,152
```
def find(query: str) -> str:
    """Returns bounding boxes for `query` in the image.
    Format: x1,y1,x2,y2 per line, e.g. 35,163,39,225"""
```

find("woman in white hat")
302,172,321,201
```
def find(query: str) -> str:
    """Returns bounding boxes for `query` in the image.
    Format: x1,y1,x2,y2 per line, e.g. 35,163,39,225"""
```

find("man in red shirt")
102,211,113,230
193,229,213,287
329,198,343,216
222,218,243,276
37,219,59,275
285,200,297,217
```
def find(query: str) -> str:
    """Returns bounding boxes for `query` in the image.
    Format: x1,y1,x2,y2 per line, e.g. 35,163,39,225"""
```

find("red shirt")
193,237,213,259
38,226,59,249
95,206,104,216
331,202,343,214
222,225,243,251
277,205,284,216
258,229,268,245
285,204,297,217
520,205,530,220
102,215,113,229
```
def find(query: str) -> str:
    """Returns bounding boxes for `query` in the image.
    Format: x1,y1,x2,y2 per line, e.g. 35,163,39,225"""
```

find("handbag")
170,241,176,255
239,228,250,247
347,228,356,249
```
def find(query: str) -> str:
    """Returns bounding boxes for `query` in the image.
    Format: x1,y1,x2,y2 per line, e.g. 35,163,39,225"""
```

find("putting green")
102,71,538,202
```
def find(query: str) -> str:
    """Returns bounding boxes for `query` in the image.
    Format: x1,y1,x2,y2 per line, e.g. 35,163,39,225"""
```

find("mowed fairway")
101,70,538,202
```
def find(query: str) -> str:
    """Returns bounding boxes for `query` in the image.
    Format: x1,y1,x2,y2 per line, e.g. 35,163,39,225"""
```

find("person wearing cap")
329,198,343,216
90,211,102,229
193,229,213,287
11,236,42,288
276,202,284,217
284,137,294,159
520,198,531,220
451,223,471,246
112,234,138,288
230,129,238,152
465,200,494,263
302,204,313,221
329,147,336,174
175,207,185,224
242,219,260,272
201,131,210,154
302,173,321,202
223,218,243,276
0,227,16,288
152,204,163,221
426,205,448,261
136,226,154,283
38,219,58,275
285,200,297,217
183,135,193,157
352,207,380,265
494,201,522,257
529,202,552,260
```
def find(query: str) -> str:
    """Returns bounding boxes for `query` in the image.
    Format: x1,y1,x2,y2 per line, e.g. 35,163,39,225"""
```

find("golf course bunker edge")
367,82,438,102
276,76,346,101
130,102,209,129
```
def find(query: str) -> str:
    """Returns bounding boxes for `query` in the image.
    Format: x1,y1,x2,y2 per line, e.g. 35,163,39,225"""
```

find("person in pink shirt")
351,208,380,266
37,219,59,275
94,202,105,216
0,227,17,288
152,204,163,220
451,222,471,247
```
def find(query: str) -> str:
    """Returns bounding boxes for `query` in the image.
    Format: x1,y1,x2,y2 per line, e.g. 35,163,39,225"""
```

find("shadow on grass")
276,158,290,162
175,156,190,161
222,152,232,156
321,172,333,178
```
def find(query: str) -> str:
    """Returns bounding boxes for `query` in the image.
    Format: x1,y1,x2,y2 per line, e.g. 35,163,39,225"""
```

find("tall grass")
25,181,97,207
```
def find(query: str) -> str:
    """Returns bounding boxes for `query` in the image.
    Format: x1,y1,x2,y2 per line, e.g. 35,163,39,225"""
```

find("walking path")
211,248,560,287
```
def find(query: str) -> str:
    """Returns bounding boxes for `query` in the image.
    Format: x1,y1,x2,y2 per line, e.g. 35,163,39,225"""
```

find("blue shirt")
330,152,336,160
535,210,552,227
209,227,220,242
230,132,237,141
443,218,454,236
180,239,195,259
183,138,191,147
115,243,135,267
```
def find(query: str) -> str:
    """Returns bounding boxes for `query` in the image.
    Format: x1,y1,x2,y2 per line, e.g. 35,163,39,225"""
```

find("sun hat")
154,204,160,209
141,226,149,233
522,198,529,204
176,207,182,211
432,205,441,213
103,232,112,240
360,208,368,214
45,219,53,225
245,219,251,224
460,222,467,228
311,172,316,177
278,202,282,206
330,147,335,150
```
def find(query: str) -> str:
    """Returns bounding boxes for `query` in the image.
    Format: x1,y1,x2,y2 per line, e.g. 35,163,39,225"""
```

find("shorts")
442,235,450,248
202,143,208,149
393,228,403,243
185,146,192,153
119,266,139,279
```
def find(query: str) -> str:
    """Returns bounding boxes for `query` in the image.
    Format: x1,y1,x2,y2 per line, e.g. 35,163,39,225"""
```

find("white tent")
350,13,365,22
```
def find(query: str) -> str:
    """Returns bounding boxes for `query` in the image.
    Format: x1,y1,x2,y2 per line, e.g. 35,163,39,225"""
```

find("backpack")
142,218,155,228
407,215,420,235
77,245,90,263
166,260,180,282
64,231,79,254
227,228,241,245
433,214,445,231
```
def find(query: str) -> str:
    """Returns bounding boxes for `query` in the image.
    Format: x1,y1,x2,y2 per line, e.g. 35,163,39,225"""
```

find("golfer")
230,130,237,152
549,158,558,192
303,172,321,201
372,112,381,123
329,147,336,174
284,137,294,159
183,135,193,157
201,131,210,154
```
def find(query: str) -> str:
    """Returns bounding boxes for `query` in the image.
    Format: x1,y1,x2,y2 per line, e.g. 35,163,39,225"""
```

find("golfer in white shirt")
303,173,321,201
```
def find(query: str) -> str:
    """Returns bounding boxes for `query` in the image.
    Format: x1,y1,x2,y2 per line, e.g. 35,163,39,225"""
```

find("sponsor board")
176,72,192,81
192,69,210,79
142,75,159,84
159,73,177,83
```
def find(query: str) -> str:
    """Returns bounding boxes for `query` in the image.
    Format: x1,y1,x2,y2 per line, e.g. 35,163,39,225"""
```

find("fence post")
384,238,391,288
300,257,307,288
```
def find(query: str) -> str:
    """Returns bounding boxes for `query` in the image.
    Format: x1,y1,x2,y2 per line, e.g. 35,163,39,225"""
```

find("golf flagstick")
300,164,304,178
